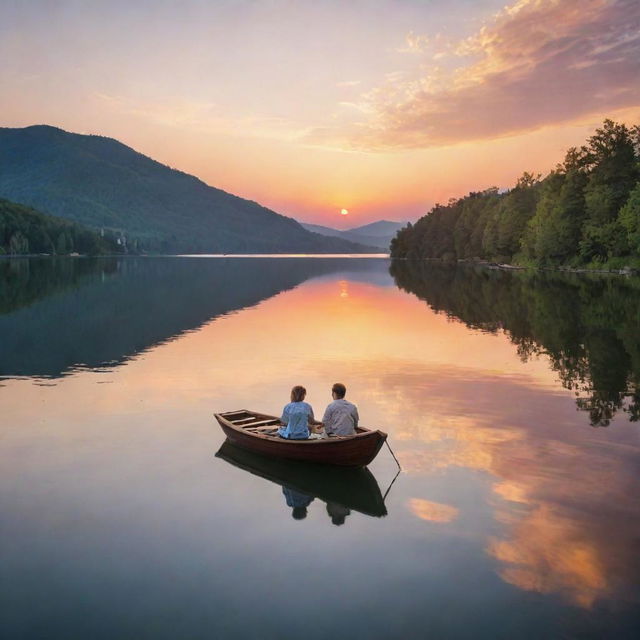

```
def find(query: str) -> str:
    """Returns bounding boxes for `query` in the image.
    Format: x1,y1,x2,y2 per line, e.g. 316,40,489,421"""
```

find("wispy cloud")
95,93,217,127
94,93,309,141
308,0,640,150
397,30,430,53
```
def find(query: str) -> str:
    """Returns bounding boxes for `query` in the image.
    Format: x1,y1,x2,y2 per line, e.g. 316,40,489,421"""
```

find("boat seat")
232,416,261,425
240,418,280,429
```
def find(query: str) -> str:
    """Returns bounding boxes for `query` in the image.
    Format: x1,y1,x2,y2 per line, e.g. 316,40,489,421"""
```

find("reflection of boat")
214,410,387,467
215,440,387,517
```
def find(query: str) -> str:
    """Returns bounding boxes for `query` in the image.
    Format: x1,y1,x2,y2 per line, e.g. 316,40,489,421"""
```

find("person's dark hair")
291,385,306,402
332,383,346,399
292,506,308,520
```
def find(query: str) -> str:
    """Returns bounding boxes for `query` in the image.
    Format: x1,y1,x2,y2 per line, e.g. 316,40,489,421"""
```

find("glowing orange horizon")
1,0,638,226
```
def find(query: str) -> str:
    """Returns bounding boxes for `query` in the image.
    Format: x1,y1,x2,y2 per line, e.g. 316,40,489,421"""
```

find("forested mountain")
0,125,372,254
391,120,640,267
0,198,123,256
301,219,406,250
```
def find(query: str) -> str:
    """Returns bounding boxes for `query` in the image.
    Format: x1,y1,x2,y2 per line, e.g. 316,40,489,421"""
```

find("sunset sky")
2,0,639,227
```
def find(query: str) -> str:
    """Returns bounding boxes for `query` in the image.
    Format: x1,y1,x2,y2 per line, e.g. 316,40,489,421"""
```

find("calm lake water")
1,256,639,639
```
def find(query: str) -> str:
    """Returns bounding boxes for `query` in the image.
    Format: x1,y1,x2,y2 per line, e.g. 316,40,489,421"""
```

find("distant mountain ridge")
0,125,376,253
301,219,407,250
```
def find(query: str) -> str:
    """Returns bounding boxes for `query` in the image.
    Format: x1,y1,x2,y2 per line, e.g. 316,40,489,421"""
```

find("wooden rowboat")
214,409,387,467
215,441,387,517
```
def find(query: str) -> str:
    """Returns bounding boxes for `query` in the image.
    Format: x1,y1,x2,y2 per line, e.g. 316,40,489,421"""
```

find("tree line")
0,198,125,256
390,120,640,267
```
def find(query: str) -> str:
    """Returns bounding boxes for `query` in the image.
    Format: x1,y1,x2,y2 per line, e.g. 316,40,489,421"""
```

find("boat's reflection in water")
281,487,354,524
215,440,388,524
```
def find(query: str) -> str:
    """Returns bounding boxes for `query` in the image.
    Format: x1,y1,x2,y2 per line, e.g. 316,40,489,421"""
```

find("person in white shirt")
322,383,359,436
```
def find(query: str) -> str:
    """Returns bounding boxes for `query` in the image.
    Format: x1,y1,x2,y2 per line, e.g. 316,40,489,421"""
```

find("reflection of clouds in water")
335,360,640,609
487,505,607,609
407,498,459,524
492,482,528,504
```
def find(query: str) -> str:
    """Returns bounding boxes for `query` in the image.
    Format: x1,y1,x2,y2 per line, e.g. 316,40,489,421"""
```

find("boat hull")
214,411,387,467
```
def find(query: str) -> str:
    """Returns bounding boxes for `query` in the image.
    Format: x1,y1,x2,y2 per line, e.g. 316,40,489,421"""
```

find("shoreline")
0,252,391,260
390,257,640,277
463,259,640,277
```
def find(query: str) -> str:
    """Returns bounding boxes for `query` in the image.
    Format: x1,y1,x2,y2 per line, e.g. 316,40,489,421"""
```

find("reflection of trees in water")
0,257,118,314
390,260,640,426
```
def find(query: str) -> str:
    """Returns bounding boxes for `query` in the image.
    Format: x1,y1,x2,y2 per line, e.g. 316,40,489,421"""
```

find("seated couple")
278,383,359,440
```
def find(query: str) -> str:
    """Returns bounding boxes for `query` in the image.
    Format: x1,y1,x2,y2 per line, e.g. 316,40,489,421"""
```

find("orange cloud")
309,0,640,149
397,31,431,54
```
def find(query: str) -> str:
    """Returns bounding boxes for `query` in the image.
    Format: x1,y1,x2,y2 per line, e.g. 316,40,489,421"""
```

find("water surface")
1,257,639,639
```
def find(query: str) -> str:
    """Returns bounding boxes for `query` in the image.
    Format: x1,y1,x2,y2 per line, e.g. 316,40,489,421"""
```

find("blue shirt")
282,486,314,508
278,401,315,439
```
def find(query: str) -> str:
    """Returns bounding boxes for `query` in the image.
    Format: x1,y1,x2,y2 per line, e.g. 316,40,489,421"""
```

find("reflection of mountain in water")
0,257,107,315
390,260,640,427
215,440,387,520
0,257,388,379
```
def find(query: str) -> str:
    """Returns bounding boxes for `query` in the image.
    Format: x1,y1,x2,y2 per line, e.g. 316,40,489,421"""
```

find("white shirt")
323,398,359,436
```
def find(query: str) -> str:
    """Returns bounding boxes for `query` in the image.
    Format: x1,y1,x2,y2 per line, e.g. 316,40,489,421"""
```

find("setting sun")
341,208,349,216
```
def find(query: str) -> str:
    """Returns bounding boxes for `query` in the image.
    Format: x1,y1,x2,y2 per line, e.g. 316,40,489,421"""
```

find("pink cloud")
309,0,640,149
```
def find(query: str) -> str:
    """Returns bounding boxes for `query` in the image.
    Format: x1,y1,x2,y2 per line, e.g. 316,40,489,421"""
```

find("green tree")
580,120,638,260
482,206,501,259
554,168,588,259
618,182,640,256
56,232,68,255
454,189,498,259
526,168,588,264
521,171,564,263
9,231,29,254
495,173,540,260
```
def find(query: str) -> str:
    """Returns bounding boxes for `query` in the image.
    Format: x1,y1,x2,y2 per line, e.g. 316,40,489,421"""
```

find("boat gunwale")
215,410,388,445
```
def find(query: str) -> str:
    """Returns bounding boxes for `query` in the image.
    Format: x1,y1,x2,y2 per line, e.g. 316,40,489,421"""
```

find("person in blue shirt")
278,385,322,439
282,486,314,520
